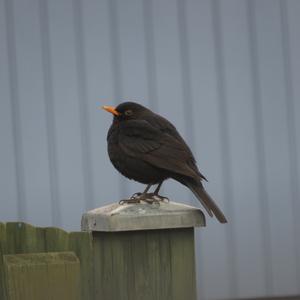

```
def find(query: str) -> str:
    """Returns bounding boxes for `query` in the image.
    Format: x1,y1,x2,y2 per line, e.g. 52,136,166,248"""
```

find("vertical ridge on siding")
107,0,128,199
0,0,19,221
279,0,300,289
177,0,195,157
247,0,273,294
176,0,196,247
176,3,206,299
143,0,158,111
176,0,200,204
73,0,95,211
38,0,61,227
4,0,26,221
211,0,238,297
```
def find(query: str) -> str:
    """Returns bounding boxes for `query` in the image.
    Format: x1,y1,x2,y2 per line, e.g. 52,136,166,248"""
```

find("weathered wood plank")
169,228,197,300
44,226,69,251
5,222,45,254
0,222,7,300
93,228,196,300
1,222,95,299
4,252,80,300
69,231,94,300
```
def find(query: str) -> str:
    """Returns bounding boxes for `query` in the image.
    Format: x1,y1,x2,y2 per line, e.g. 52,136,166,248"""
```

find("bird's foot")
119,192,169,205
142,193,169,204
130,192,142,199
118,192,145,205
119,198,141,205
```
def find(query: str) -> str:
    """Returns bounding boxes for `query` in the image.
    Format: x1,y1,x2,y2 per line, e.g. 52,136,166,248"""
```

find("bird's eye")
124,110,133,116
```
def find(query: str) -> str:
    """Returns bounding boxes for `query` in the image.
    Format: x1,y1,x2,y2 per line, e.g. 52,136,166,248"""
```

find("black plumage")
102,102,227,223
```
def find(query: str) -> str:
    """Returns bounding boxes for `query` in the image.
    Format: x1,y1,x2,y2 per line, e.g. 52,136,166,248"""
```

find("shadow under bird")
102,102,227,223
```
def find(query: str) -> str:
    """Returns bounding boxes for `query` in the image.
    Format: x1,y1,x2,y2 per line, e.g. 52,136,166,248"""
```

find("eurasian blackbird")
102,102,227,223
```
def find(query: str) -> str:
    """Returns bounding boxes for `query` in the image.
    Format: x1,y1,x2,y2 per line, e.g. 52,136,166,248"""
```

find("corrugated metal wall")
0,0,299,299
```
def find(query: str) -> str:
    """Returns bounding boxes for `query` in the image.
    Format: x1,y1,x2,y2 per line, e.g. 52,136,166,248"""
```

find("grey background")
0,0,300,299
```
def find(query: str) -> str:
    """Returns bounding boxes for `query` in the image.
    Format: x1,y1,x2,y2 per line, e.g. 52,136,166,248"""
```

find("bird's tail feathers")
186,180,227,224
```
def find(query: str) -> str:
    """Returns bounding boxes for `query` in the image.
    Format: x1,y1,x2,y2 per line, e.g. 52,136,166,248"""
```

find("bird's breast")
106,125,168,184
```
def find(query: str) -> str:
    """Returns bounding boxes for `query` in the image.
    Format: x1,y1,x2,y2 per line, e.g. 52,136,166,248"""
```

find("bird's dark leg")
154,181,169,202
119,182,169,205
144,184,152,193
130,184,152,199
143,181,169,204
119,184,152,205
153,181,163,195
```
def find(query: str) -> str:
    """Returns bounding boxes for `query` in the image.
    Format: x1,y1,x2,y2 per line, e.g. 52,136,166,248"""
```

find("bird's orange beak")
101,105,120,116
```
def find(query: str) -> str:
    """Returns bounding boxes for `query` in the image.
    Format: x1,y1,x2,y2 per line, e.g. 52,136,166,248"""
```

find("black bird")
102,102,227,223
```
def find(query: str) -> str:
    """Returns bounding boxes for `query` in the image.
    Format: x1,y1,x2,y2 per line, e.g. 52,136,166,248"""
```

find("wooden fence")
0,222,93,300
0,220,198,300
1,221,300,300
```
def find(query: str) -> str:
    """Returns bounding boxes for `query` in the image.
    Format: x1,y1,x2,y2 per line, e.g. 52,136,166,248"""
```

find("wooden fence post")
81,201,205,300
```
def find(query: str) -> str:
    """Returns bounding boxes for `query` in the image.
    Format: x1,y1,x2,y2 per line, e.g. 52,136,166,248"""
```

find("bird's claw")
119,193,169,205
130,192,142,199
158,195,169,203
119,198,141,205
119,192,145,205
144,194,169,204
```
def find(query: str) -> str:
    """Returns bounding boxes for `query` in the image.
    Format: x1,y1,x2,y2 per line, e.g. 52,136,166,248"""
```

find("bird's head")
101,102,148,121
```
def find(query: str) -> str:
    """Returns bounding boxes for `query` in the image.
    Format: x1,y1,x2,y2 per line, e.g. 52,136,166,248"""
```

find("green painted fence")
0,222,197,300
0,222,93,300
4,252,81,300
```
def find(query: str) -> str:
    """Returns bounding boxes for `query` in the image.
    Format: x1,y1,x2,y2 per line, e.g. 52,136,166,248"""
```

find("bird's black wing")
143,113,207,181
144,113,196,158
119,120,201,180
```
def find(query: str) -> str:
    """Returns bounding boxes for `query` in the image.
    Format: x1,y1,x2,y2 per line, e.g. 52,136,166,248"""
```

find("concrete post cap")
81,201,205,232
